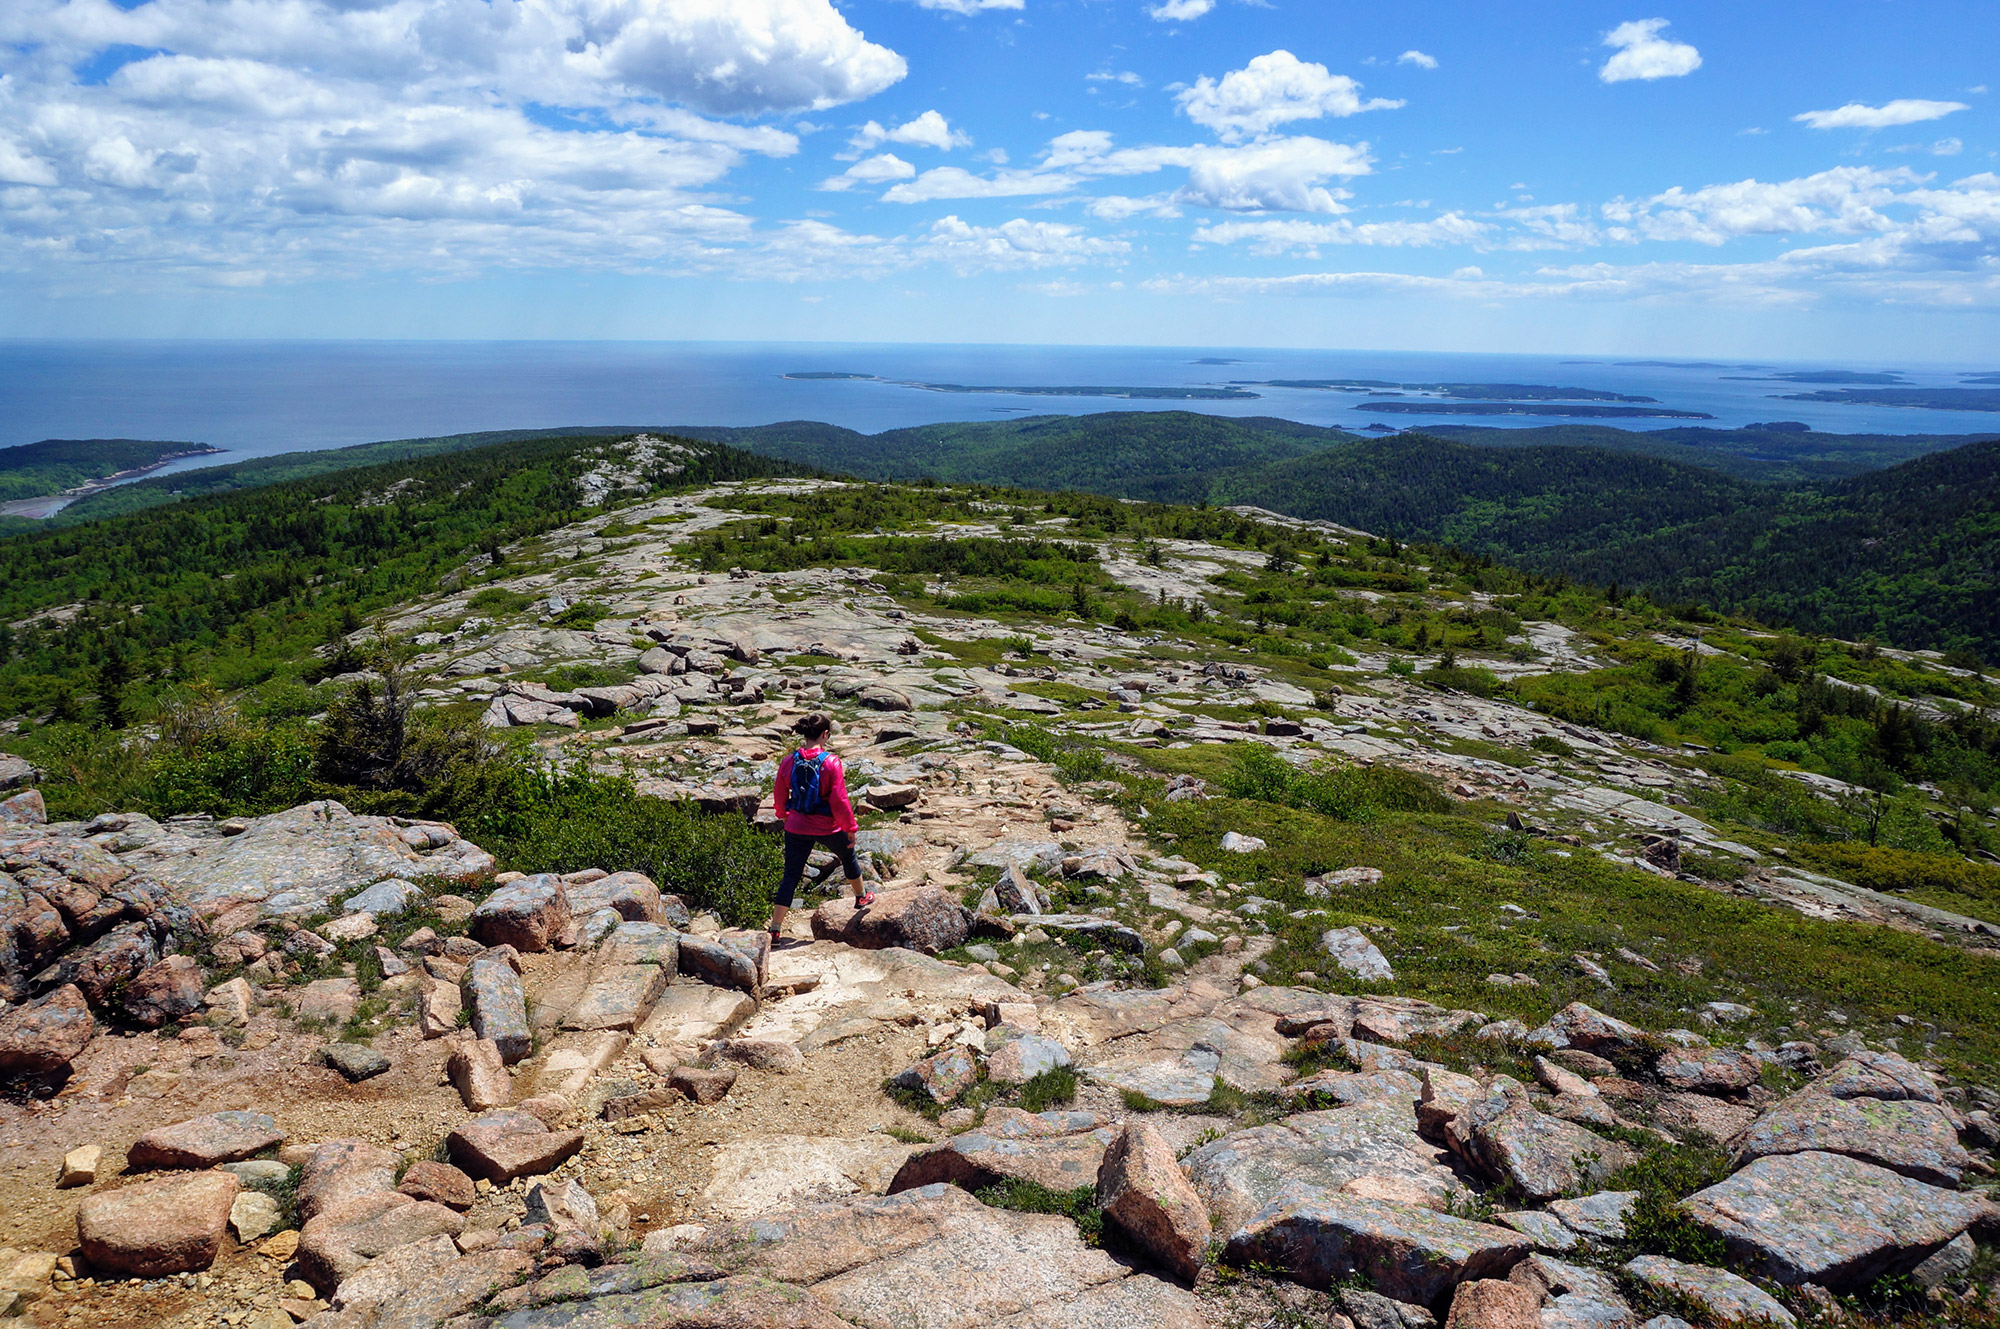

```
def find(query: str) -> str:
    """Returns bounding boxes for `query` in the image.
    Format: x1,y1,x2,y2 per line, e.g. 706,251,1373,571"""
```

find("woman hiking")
768,712,873,943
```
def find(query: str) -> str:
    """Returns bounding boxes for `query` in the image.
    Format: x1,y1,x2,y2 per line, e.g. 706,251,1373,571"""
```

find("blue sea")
2,341,1996,487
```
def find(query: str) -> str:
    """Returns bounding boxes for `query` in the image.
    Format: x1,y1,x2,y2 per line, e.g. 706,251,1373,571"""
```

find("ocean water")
2,341,1996,485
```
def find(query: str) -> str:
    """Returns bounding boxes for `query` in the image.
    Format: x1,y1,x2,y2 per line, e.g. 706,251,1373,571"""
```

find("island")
908,383,1261,400
0,438,225,517
1357,402,1715,419
1778,388,2000,412
1238,380,1661,403
782,372,879,381
1724,370,1907,384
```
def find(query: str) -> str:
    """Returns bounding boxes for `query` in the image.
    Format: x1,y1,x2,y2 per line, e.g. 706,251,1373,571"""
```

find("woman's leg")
836,834,871,905
770,832,813,937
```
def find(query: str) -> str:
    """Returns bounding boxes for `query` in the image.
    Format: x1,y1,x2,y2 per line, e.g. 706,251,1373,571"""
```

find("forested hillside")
0,437,220,501
0,432,801,719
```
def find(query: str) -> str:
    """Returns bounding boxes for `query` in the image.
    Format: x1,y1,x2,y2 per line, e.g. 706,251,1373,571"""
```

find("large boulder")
321,1235,532,1327
1184,1100,1464,1232
1321,927,1393,982
1098,1121,1211,1282
1224,1192,1529,1304
811,886,971,955
1653,1044,1762,1095
1732,1082,1971,1186
77,1171,241,1276
296,1140,402,1225
0,884,69,1001
1681,1150,1996,1290
891,1115,1115,1195
469,874,569,953
296,1191,466,1293
128,1111,285,1170
1622,1255,1796,1326
561,964,668,1033
1527,1003,1649,1060
118,955,206,1028
447,1110,585,1184
122,800,492,922
1444,1279,1541,1329
0,982,94,1079
0,789,44,824
676,934,763,995
1442,1078,1637,1202
447,1038,512,1111
565,872,667,925
397,1160,477,1212
461,955,531,1062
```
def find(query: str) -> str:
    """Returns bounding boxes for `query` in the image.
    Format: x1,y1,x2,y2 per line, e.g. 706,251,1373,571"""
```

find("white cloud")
1794,99,1969,130
1397,50,1438,70
1087,71,1144,87
1085,193,1181,220
1149,0,1214,21
1174,136,1368,213
0,0,911,289
919,215,1128,271
882,166,1076,203
1933,138,1964,157
1177,51,1401,142
818,152,917,190
848,110,970,155
1192,213,1491,254
1602,166,1923,244
1599,19,1701,84
914,0,1024,12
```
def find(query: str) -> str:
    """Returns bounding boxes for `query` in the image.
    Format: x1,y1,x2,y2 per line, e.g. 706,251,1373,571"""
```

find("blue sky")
0,0,1994,358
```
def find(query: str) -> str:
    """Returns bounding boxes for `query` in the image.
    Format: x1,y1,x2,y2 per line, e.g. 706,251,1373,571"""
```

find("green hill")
0,438,222,502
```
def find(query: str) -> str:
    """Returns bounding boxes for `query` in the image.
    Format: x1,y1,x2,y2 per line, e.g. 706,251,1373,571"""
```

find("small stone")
230,1191,282,1243
447,1113,585,1184
985,1034,1070,1086
1220,832,1266,853
448,1039,513,1111
668,1065,738,1106
1321,927,1393,982
461,957,531,1062
398,1161,476,1212
468,874,570,954
1444,1279,1540,1329
713,1038,803,1075
1547,1191,1637,1242
120,955,206,1028
58,1144,103,1188
320,1043,391,1081
890,1046,978,1104
294,976,360,1025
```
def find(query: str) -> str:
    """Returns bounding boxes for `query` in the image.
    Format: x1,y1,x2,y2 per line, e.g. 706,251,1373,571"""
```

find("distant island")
1963,373,2000,385
1190,357,1242,365
1725,370,1907,385
782,372,1257,400
1778,387,2000,412
911,383,1260,400
0,438,225,517
1614,360,1768,370
1358,401,1715,419
1241,380,1660,403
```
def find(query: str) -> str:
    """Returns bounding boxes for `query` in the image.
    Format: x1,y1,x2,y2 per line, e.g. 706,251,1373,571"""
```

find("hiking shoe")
855,890,876,907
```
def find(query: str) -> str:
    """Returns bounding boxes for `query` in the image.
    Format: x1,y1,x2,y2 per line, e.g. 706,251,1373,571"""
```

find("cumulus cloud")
1599,19,1701,83
819,153,917,190
882,166,1076,203
0,0,916,286
1177,51,1401,142
1602,167,1924,244
1397,50,1439,70
848,110,969,155
1192,213,1491,254
877,129,1373,213
1794,99,1969,130
919,215,1128,271
1149,0,1215,21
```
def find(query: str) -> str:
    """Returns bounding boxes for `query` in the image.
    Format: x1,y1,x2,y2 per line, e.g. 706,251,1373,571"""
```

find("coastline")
0,446,224,519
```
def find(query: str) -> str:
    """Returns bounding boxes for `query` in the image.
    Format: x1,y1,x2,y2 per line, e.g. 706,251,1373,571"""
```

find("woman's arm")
773,754,792,822
826,755,859,834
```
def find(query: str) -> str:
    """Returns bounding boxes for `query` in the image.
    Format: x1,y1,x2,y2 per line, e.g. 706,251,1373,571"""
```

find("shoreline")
0,446,225,519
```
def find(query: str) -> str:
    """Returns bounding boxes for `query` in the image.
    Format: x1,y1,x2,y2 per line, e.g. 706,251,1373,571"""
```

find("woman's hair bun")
794,712,832,738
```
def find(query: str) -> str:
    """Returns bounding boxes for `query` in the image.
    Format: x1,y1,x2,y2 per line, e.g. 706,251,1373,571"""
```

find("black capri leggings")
776,831,862,907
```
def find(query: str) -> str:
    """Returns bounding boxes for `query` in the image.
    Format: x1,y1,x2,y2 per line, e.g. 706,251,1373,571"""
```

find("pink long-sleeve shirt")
773,746,858,835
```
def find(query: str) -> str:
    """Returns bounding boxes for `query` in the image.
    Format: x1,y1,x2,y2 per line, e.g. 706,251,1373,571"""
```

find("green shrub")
467,587,533,615
461,767,783,928
974,1180,1103,1245
1218,744,1451,821
1014,1065,1078,1113
1604,1141,1732,1264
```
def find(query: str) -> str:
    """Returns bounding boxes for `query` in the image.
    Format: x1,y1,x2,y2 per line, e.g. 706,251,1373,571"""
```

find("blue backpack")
787,750,832,817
